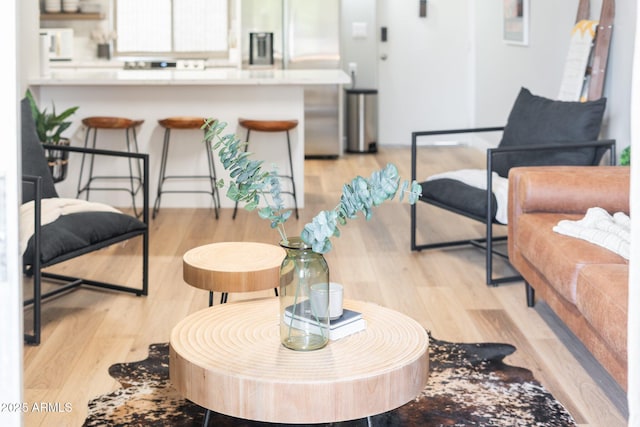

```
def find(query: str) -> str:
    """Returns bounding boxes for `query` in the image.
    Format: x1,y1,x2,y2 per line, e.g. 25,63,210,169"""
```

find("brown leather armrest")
508,166,630,262
509,166,630,216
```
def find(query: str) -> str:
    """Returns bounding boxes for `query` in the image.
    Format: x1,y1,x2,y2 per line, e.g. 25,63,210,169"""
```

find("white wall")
1,0,23,426
628,3,640,425
473,1,577,124
597,0,636,151
378,0,635,154
22,0,39,92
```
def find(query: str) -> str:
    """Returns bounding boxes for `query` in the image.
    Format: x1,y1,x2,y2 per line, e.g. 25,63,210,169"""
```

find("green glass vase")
279,237,330,351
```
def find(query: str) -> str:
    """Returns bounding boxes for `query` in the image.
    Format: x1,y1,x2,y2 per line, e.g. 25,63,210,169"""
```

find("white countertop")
30,68,351,87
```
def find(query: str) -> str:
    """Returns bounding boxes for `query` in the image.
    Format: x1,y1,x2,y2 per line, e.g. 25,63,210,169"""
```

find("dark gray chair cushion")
23,211,146,266
420,179,498,222
21,98,59,203
493,87,607,177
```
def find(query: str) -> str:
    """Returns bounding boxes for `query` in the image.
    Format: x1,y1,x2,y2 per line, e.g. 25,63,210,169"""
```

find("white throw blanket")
553,207,630,260
426,169,510,224
20,198,122,256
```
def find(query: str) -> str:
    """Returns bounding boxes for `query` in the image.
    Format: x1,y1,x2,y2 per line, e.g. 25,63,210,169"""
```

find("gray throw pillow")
493,87,607,177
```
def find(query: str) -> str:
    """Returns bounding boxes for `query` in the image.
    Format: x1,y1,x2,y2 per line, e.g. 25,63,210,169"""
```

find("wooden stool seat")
183,242,284,305
158,116,207,130
238,118,298,133
152,116,220,219
82,116,144,129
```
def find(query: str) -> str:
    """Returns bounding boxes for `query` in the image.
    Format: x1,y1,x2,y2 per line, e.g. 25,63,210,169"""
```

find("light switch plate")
352,22,368,39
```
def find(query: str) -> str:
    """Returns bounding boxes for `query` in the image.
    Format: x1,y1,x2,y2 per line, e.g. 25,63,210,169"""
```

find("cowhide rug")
83,334,576,426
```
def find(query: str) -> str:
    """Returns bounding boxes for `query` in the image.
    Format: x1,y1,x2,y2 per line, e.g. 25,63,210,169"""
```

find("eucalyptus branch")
204,119,422,254
204,119,292,242
301,163,422,253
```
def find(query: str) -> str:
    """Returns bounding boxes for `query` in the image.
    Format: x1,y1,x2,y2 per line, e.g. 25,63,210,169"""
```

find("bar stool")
234,118,299,219
153,116,220,219
76,116,144,217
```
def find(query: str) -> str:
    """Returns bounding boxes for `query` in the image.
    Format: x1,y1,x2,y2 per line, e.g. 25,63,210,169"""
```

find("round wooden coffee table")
183,241,285,303
169,298,429,424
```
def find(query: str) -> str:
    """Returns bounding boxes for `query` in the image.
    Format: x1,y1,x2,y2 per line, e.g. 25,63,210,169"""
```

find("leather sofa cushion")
514,212,627,304
576,264,628,362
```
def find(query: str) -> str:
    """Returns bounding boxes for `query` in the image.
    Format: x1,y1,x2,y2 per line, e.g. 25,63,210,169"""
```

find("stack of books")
284,302,367,341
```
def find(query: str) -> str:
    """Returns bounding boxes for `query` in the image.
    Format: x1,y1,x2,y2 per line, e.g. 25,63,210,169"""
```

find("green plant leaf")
25,89,78,143
258,207,273,219
410,181,423,204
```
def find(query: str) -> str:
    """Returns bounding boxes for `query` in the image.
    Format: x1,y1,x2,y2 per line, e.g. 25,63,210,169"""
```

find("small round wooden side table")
169,298,429,424
182,241,285,305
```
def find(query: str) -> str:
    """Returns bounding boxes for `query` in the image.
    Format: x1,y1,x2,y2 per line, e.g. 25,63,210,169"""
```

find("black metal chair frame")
152,127,220,219
410,126,616,286
77,124,144,218
23,144,150,345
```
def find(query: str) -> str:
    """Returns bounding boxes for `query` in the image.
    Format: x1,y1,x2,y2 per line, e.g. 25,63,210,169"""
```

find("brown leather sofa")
508,166,629,390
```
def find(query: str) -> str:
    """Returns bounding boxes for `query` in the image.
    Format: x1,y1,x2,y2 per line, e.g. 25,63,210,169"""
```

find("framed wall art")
503,0,529,45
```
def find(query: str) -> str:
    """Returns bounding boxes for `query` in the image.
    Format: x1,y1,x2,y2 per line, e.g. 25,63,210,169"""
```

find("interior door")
376,0,473,145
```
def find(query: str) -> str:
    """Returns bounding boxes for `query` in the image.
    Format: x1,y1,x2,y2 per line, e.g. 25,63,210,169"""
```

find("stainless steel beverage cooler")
345,88,378,154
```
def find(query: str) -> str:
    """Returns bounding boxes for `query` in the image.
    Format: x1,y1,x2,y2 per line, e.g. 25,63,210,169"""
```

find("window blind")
116,0,228,54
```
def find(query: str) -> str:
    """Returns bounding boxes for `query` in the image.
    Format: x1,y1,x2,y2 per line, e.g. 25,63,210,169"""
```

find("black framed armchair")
20,98,149,345
410,87,615,286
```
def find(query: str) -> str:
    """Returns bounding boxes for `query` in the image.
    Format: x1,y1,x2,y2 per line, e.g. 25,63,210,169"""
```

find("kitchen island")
29,69,350,211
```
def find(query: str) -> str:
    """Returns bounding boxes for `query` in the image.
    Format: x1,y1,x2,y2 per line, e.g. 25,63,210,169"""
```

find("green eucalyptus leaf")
229,167,243,179
245,200,259,211
226,183,240,201
258,207,273,219
399,180,408,202
409,181,423,204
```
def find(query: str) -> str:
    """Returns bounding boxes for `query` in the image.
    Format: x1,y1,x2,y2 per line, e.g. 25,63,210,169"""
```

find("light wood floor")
23,146,627,426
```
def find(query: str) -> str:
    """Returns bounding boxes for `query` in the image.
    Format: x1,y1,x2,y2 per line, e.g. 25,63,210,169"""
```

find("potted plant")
620,146,630,166
204,119,422,350
25,89,79,182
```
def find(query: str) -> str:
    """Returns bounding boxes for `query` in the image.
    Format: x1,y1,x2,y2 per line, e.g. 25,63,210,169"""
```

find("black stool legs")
76,124,144,218
152,125,220,219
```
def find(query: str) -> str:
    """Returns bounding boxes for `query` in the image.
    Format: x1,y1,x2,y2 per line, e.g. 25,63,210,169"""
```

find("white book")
284,305,367,341
284,300,362,324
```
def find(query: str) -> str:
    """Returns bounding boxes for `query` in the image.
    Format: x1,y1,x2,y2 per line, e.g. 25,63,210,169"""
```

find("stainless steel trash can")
345,88,378,153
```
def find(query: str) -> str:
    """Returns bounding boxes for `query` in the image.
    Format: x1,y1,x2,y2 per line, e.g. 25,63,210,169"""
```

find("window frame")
113,0,231,60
